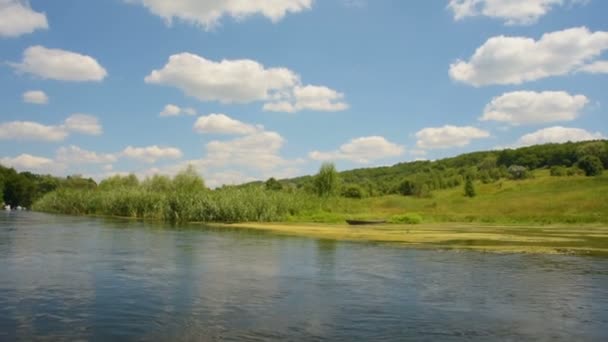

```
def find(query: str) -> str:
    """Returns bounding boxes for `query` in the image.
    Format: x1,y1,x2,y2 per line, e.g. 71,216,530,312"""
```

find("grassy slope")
290,170,608,224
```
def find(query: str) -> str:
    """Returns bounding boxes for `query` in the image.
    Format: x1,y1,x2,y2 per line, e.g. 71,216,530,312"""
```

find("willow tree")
314,162,340,197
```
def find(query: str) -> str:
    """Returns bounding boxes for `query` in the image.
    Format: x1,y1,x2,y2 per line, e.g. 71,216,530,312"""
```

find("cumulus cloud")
264,85,349,113
145,53,348,112
447,0,579,25
159,104,196,117
309,136,404,164
416,125,490,149
0,154,64,173
63,114,102,135
129,0,313,30
579,60,608,74
11,45,108,81
204,131,289,171
145,53,299,103
0,121,68,141
56,145,117,164
22,90,48,104
0,0,48,37
194,113,260,135
0,114,103,142
449,27,608,86
517,126,605,146
480,91,589,125
121,145,183,163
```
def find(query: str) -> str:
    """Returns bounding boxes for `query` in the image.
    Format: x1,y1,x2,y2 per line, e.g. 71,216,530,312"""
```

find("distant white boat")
4,205,10,211
16,206,23,211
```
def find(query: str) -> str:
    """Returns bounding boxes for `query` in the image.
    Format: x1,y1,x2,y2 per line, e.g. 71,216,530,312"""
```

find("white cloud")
517,126,605,146
449,27,608,86
204,131,289,171
579,60,608,74
11,45,107,82
0,0,48,37
159,104,197,117
63,114,102,135
204,170,258,189
480,91,589,125
447,0,579,25
194,113,260,135
0,114,103,142
145,53,299,103
416,125,490,149
0,121,67,141
129,0,313,30
121,145,183,163
264,85,349,113
309,136,404,164
22,90,48,104
145,53,348,112
0,154,64,173
56,145,117,164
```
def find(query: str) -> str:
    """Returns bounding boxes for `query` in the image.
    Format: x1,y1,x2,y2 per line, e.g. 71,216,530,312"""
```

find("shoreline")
215,222,608,256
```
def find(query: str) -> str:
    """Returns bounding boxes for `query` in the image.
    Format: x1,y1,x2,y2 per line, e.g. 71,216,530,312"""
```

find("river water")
0,211,607,341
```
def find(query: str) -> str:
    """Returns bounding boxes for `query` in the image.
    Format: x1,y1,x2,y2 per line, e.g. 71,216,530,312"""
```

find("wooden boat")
346,219,387,225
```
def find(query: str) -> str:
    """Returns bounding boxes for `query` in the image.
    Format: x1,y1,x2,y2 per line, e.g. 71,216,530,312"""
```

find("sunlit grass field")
292,170,608,224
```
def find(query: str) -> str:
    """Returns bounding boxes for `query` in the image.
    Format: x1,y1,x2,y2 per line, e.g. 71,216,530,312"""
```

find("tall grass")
33,185,319,223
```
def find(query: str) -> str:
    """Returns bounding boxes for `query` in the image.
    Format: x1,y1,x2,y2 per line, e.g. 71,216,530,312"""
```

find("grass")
288,171,608,225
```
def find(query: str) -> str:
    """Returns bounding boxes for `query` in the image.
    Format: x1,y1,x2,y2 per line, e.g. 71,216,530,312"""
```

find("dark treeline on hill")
269,140,608,197
3,140,607,222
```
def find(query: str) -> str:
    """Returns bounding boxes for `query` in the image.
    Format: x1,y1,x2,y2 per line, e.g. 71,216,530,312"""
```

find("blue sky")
1,0,607,187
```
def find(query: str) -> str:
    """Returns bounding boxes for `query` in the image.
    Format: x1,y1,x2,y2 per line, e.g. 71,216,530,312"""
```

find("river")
1,211,607,341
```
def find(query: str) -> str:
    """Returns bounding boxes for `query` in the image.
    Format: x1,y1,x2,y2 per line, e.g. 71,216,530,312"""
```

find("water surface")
1,211,607,341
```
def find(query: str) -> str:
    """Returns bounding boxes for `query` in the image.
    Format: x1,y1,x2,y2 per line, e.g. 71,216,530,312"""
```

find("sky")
0,0,607,187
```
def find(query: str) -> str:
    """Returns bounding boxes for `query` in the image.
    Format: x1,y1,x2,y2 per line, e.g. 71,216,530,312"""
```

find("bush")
342,184,365,199
464,178,476,197
507,165,530,180
550,166,567,176
389,213,423,224
577,155,604,176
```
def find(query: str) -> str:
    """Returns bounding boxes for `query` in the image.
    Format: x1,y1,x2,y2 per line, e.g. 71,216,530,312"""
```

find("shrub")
577,155,604,176
550,166,567,176
342,184,365,199
389,213,423,224
507,165,530,180
464,178,476,197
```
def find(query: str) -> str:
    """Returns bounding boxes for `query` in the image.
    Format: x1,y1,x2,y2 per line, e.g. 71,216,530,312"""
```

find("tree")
313,162,339,196
173,165,206,193
577,155,603,176
265,177,283,191
464,178,476,197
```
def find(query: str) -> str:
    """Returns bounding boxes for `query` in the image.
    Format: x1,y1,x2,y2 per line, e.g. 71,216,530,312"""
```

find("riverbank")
220,222,608,256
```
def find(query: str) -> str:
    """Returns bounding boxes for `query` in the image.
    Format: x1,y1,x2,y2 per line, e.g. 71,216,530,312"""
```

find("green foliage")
341,184,365,199
577,155,604,176
464,178,476,197
389,213,422,224
99,174,138,190
172,165,206,193
550,165,567,176
507,165,530,180
142,175,173,192
313,162,340,197
265,177,283,191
